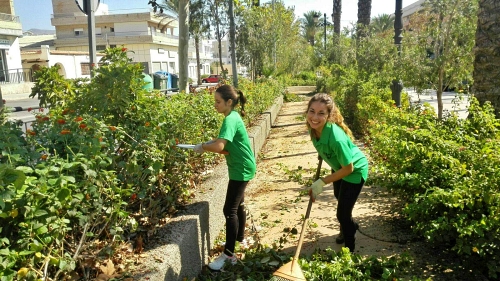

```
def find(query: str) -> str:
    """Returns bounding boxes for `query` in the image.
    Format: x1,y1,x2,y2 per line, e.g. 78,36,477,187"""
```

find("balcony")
54,31,178,48
0,13,23,37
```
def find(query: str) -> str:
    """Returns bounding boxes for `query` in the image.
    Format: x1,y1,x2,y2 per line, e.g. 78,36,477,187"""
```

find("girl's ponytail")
237,90,247,117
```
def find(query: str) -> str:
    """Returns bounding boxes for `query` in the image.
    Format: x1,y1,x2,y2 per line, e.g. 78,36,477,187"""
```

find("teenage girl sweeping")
305,93,368,253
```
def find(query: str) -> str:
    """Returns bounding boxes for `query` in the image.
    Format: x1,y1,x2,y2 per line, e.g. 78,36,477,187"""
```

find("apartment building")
402,0,425,27
50,0,179,76
0,0,24,83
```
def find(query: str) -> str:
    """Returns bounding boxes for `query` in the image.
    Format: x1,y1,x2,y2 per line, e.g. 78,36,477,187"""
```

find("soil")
241,86,489,281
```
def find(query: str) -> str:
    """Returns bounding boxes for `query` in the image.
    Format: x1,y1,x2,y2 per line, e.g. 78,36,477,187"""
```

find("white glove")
193,143,205,154
308,178,326,201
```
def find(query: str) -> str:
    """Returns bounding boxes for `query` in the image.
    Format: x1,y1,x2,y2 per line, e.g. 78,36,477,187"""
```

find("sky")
13,0,420,31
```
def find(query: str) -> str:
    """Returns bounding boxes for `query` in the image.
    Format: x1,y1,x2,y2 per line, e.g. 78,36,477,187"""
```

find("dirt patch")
243,88,489,280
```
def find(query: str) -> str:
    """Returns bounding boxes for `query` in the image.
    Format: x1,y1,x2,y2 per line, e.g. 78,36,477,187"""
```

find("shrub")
363,96,500,278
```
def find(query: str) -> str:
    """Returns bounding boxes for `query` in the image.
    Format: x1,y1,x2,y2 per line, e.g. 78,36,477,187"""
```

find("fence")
0,68,33,84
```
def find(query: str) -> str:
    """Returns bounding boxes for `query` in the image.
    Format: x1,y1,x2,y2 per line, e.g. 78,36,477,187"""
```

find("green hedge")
362,95,500,279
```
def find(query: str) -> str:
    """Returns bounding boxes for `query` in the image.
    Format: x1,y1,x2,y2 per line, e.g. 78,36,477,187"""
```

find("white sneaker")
208,253,237,271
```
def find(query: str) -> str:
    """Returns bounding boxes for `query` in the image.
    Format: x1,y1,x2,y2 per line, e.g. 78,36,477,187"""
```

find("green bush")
363,96,500,278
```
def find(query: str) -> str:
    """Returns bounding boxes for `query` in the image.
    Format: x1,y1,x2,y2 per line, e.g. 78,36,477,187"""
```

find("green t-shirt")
218,111,256,181
311,123,368,184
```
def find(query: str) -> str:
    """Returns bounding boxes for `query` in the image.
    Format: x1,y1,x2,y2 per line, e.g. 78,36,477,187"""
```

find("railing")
0,13,20,23
57,31,178,40
0,68,33,84
51,8,153,19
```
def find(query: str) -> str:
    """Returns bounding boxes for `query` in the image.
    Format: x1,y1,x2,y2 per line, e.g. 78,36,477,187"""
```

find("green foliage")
277,71,317,87
363,95,500,279
400,0,478,118
236,2,312,78
197,247,415,280
30,65,88,109
239,78,284,125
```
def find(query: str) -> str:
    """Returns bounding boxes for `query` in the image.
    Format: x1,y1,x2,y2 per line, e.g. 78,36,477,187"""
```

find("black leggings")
223,179,248,256
333,178,364,251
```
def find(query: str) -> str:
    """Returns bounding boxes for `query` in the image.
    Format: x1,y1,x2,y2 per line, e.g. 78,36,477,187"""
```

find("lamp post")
323,13,327,51
390,0,404,107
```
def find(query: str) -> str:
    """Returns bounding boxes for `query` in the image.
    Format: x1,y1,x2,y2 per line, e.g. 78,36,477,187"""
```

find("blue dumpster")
155,71,179,91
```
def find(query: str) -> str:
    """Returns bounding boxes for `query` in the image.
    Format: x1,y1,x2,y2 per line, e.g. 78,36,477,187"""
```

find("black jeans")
223,180,248,256
333,177,364,252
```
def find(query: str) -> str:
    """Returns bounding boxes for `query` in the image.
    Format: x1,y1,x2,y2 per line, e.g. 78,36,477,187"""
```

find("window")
81,63,103,75
110,27,115,32
81,63,90,75
95,27,102,36
74,28,84,36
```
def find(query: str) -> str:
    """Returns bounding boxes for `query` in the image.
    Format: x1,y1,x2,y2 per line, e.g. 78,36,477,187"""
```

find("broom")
271,157,323,281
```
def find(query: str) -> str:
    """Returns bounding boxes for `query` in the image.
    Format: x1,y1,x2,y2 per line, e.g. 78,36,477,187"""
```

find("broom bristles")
269,276,294,281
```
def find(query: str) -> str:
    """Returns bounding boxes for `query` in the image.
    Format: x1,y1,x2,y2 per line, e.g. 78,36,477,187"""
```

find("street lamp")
312,13,327,50
390,0,404,107
323,13,327,51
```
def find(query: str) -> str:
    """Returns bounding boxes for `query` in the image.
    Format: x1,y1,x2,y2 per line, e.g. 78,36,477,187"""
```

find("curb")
137,95,284,280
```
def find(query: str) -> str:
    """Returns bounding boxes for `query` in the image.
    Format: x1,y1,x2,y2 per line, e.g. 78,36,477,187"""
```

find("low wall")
136,95,284,281
0,82,34,97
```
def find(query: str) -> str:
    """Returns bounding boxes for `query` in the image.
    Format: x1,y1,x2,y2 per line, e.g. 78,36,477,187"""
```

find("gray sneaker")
208,253,237,271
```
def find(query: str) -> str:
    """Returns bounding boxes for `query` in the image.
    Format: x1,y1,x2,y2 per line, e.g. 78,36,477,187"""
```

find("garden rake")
271,157,323,281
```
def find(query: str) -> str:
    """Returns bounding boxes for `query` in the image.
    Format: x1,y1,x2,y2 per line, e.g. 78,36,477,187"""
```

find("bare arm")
202,138,227,153
321,163,353,184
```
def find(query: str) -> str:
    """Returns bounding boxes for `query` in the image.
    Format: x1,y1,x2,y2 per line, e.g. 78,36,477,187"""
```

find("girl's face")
214,92,232,116
307,101,329,132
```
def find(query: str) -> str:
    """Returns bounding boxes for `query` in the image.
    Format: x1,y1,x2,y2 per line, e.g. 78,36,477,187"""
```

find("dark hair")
306,93,354,140
215,84,247,117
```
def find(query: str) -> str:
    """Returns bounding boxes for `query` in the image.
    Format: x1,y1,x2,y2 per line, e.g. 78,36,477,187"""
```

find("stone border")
136,95,284,281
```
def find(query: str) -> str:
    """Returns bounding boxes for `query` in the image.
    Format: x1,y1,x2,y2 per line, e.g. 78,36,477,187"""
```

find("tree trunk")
472,0,500,117
333,0,342,35
178,0,189,93
228,0,238,88
195,35,201,85
356,0,372,38
214,1,226,76
437,67,444,119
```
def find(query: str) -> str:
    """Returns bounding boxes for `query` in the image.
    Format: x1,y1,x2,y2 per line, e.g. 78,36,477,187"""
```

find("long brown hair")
305,93,354,140
215,85,247,117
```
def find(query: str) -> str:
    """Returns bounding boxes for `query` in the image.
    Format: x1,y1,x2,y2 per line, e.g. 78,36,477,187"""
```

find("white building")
402,0,425,27
49,0,179,76
20,43,104,79
15,0,214,82
0,0,25,83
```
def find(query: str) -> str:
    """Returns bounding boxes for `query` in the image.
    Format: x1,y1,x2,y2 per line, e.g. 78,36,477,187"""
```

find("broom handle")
292,157,323,262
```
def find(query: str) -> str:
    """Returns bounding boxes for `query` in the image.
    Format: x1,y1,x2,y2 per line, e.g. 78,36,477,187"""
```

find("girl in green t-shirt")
193,85,256,270
305,93,368,253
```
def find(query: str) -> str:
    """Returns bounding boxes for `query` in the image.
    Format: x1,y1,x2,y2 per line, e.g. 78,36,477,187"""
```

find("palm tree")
370,13,394,34
333,0,342,35
356,0,372,38
473,0,500,117
301,11,321,46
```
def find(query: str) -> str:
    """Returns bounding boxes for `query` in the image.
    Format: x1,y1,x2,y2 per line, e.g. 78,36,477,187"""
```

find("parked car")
202,74,221,83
